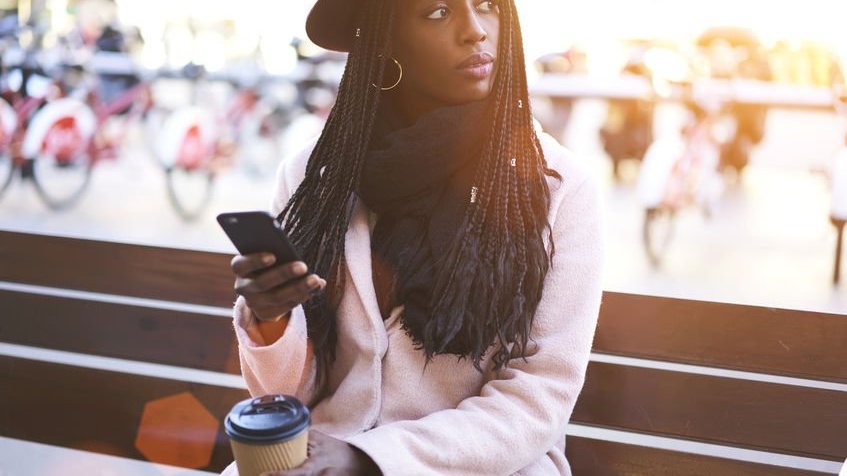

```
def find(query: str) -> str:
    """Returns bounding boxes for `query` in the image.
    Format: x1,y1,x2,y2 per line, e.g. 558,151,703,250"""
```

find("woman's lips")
458,59,494,80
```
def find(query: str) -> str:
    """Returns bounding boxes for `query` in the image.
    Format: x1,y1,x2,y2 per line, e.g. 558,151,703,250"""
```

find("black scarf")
355,96,493,354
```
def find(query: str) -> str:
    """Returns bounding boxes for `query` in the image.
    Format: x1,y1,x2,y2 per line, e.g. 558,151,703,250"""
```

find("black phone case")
216,211,305,269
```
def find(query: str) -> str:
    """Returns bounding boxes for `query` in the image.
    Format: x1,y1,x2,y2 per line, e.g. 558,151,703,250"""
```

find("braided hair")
276,0,563,382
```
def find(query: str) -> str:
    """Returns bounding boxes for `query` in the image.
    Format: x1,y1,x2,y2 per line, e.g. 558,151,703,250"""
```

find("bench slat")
0,355,248,473
0,436,217,476
0,290,240,374
566,437,829,475
596,292,847,383
574,362,847,461
0,231,235,308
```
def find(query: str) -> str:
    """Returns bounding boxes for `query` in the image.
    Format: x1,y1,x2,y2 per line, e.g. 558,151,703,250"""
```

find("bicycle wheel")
165,165,216,222
30,151,94,210
0,153,14,201
643,207,676,268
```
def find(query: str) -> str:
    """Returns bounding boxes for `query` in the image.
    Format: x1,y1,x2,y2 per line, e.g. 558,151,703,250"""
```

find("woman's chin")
450,83,494,104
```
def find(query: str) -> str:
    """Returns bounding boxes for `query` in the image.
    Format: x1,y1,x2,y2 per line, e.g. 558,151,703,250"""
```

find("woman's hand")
260,430,381,476
230,253,326,322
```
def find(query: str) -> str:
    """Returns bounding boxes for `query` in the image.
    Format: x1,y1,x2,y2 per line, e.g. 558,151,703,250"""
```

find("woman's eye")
477,0,498,13
426,7,449,19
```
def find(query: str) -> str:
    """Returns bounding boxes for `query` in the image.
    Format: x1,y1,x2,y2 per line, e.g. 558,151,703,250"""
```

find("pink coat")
221,130,605,476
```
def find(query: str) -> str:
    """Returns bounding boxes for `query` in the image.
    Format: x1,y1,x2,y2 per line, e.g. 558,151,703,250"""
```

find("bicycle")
159,63,335,221
153,63,236,222
637,81,731,267
0,40,99,210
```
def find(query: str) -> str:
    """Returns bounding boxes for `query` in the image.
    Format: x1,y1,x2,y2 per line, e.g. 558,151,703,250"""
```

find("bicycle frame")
660,112,723,210
84,77,154,163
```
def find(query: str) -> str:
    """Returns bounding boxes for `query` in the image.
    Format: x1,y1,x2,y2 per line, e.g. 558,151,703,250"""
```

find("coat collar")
343,194,384,326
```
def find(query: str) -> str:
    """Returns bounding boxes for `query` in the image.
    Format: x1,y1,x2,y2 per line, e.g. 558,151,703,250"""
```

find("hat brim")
306,0,365,53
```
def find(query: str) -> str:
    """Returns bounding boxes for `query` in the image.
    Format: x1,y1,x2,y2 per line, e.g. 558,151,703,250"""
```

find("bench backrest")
2,230,846,474
568,293,847,475
0,231,246,472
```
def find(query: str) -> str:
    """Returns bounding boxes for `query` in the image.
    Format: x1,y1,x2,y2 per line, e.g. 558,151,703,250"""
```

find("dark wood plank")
0,231,236,308
573,362,847,461
596,292,847,383
0,290,240,374
0,355,249,472
566,437,829,476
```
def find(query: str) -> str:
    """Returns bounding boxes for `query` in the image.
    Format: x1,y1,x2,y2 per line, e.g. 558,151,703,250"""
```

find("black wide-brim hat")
306,0,366,53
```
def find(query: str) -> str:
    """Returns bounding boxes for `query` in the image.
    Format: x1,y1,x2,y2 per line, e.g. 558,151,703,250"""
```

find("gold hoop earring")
372,56,403,91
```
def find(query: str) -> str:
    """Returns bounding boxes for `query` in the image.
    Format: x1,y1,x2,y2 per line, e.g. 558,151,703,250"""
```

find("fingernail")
262,254,276,265
294,262,308,274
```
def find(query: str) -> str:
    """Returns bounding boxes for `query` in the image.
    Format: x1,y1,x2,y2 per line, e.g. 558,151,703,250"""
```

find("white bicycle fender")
156,106,216,168
22,98,96,159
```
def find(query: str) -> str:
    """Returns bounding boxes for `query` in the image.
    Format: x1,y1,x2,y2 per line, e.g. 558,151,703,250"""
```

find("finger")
239,274,326,320
249,262,312,293
231,253,276,277
238,275,323,307
242,289,299,316
264,432,330,476
294,274,326,295
244,280,325,321
304,430,333,458
235,264,313,296
262,273,325,302
237,262,312,294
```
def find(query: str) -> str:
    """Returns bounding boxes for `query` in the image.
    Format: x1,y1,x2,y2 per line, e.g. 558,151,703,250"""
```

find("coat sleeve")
230,141,319,406
345,174,605,476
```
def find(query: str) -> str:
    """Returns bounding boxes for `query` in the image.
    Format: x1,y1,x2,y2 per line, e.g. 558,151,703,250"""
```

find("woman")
223,0,604,474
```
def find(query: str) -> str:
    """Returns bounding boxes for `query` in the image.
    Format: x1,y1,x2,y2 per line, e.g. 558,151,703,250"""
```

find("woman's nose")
458,10,488,45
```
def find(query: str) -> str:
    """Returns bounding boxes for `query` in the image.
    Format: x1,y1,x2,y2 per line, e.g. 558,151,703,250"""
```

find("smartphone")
216,211,307,271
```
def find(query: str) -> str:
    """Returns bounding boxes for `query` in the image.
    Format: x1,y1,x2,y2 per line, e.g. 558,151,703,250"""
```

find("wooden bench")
0,230,247,474
569,293,847,475
1,230,846,474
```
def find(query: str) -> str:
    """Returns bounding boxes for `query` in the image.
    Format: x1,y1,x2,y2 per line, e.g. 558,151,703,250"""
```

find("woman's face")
389,0,500,119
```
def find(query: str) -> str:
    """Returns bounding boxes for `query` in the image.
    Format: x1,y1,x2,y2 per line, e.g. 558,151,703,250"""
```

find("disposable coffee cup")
225,394,310,476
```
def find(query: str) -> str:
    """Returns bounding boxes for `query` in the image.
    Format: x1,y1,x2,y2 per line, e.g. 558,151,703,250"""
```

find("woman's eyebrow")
408,0,454,8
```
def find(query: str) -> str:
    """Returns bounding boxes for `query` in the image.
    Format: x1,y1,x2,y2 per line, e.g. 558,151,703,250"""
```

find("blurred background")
0,0,846,314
